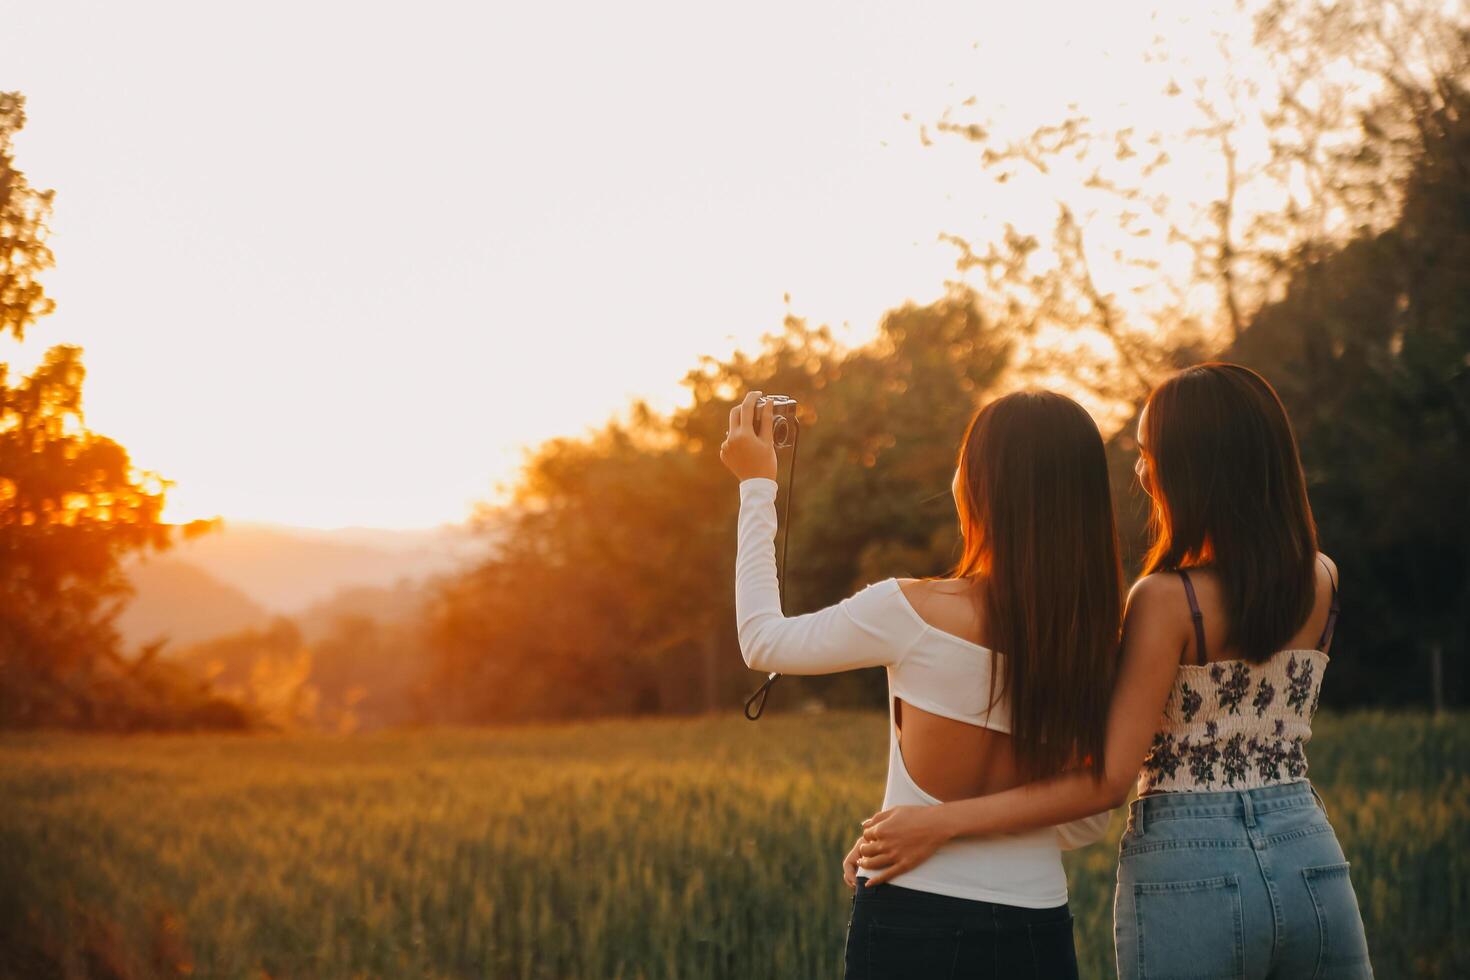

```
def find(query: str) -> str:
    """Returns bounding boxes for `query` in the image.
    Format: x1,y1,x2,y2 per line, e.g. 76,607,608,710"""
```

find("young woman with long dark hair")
720,387,1123,979
851,363,1374,978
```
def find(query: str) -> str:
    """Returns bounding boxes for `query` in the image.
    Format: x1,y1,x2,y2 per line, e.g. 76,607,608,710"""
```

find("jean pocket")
1301,862,1373,978
867,922,960,980
1132,874,1243,979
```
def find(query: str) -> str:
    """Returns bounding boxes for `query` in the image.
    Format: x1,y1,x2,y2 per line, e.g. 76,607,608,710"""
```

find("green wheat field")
1,711,1465,979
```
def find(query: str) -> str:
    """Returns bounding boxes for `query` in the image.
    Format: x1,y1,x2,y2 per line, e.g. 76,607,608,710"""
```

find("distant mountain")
292,580,434,643
115,559,273,653
122,520,496,615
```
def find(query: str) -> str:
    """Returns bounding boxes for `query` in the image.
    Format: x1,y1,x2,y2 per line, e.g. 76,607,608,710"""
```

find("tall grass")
1,710,1464,978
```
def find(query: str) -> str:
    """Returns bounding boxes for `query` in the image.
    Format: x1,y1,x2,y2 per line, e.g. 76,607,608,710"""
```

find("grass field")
1,711,1465,979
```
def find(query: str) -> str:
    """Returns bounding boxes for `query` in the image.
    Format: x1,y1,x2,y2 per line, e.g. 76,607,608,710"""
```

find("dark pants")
843,878,1079,979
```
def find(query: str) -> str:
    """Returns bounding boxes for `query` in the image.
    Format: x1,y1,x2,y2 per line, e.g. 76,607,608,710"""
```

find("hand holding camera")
720,390,798,482
721,389,801,720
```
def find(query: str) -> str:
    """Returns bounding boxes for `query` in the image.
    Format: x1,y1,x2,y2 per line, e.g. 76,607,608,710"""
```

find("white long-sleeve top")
735,476,1110,906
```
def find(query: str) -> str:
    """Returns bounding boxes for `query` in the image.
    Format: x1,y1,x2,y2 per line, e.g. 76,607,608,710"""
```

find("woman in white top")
720,388,1123,979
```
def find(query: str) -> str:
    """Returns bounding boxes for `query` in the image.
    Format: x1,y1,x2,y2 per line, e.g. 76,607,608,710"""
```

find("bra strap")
1178,569,1208,666
1315,555,1340,651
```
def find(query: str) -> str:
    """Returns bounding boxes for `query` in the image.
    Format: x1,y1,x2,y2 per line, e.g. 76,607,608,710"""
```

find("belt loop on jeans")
1129,797,1146,837
1240,789,1256,829
1309,782,1329,818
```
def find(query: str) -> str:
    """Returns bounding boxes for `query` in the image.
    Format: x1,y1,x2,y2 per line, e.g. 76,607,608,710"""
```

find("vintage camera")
756,394,800,449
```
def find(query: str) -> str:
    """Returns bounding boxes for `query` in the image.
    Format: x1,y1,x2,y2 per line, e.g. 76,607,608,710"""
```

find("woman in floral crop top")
849,363,1373,979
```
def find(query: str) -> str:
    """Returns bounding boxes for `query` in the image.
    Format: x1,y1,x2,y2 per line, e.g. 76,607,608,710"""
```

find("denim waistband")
1126,779,1324,835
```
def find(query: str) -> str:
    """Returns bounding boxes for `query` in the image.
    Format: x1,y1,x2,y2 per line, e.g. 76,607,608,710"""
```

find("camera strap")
743,671,779,720
743,414,799,721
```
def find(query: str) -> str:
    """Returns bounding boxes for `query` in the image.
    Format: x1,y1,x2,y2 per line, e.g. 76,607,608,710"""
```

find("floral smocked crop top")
1137,560,1338,795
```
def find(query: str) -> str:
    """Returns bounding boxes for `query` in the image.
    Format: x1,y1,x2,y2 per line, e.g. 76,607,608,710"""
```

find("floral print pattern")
1210,662,1252,714
1180,682,1203,723
1241,732,1306,782
1184,724,1222,785
1148,733,1182,782
1252,678,1276,717
1286,655,1315,714
1139,649,1327,793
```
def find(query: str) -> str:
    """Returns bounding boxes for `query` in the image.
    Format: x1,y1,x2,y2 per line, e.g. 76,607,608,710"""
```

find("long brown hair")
946,390,1122,781
1139,362,1319,663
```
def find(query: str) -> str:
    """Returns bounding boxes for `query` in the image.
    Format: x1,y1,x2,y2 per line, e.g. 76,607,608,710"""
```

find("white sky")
2,0,1254,528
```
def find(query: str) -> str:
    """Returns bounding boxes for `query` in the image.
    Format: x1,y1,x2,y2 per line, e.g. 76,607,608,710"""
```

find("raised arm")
856,573,1187,884
735,477,923,674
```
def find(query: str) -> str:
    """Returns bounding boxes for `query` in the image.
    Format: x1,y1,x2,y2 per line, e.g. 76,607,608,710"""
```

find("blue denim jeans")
844,877,1078,979
1114,780,1373,979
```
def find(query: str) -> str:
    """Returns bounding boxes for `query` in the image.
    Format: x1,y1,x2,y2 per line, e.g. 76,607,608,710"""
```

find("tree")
0,93,55,341
421,289,1015,721
1224,48,1470,707
922,0,1466,427
0,93,231,729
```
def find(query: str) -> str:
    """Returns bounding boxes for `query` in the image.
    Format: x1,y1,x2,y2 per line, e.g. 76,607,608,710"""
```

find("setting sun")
2,0,1275,529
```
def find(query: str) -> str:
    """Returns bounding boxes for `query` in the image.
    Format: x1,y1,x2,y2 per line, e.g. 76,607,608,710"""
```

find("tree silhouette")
0,93,55,342
0,93,232,730
923,0,1466,426
1223,42,1470,707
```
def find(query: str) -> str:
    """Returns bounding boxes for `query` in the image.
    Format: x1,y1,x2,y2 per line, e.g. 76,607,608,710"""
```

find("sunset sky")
2,0,1259,529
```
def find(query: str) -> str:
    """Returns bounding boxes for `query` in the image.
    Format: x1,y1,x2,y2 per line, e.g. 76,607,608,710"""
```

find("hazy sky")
2,0,1249,528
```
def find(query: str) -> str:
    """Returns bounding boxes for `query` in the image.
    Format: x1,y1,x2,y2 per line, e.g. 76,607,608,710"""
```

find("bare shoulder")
1125,572,1194,634
1122,572,1192,663
1317,551,1340,587
895,577,984,634
1126,571,1186,613
895,576,943,611
897,575,980,598
894,577,927,613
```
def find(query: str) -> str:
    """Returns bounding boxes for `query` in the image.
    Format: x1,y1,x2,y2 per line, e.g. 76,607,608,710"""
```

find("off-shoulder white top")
735,476,1111,906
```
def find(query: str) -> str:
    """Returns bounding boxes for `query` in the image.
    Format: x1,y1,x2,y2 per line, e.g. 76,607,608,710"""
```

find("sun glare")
5,0,1281,529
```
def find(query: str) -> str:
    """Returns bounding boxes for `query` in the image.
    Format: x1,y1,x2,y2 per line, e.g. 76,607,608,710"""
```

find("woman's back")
1167,554,1340,666
1137,554,1340,796
891,577,1024,802
872,576,1107,905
